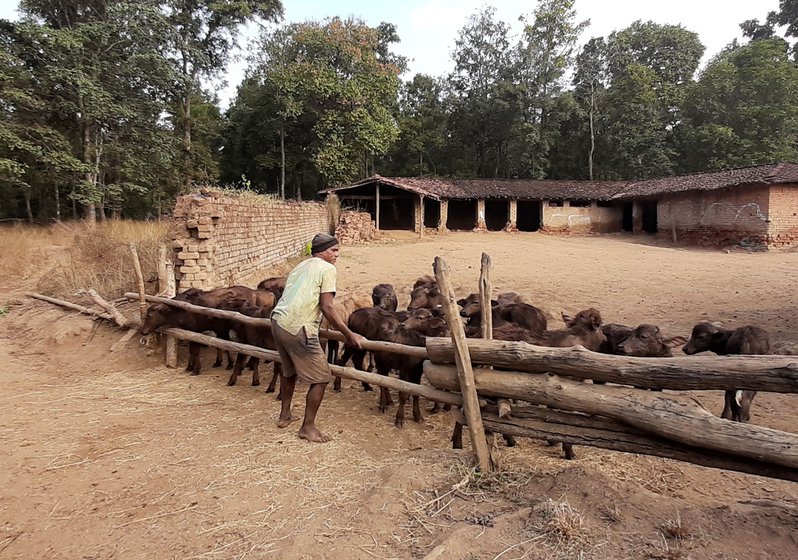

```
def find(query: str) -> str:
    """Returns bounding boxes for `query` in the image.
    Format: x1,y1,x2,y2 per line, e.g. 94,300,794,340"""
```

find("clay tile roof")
613,162,798,199
323,162,798,201
324,175,629,201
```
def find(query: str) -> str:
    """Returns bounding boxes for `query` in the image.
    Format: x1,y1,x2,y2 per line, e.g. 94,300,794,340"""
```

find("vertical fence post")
433,256,492,471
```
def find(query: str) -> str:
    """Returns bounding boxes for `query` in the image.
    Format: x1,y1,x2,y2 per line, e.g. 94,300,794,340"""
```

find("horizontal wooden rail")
426,337,798,393
423,362,798,469
478,407,798,482
160,327,460,406
125,293,427,359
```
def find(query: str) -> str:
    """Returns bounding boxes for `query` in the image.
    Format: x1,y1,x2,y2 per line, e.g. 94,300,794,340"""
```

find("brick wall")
541,200,623,233
767,185,798,250
657,186,770,248
171,191,330,292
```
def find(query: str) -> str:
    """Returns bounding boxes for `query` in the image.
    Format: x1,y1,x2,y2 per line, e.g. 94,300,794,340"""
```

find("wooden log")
434,256,492,471
27,292,114,322
423,362,798,469
477,409,798,482
110,329,138,352
425,338,798,393
87,288,131,328
479,252,492,339
497,399,512,419
156,244,176,298
165,336,178,368
160,327,462,406
130,244,148,323
123,293,427,359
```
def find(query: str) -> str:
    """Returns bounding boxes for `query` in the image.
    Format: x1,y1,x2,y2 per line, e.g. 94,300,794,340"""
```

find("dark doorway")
642,201,658,233
517,201,541,232
447,200,477,230
622,202,633,232
379,196,415,230
424,199,441,228
485,200,508,231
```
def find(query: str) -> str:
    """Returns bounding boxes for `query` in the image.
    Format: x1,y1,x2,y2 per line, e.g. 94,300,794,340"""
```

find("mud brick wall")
171,191,330,292
767,185,798,249
657,186,770,248
541,200,623,233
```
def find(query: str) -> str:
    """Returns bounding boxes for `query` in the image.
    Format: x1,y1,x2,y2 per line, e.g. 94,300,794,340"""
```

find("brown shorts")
271,320,333,385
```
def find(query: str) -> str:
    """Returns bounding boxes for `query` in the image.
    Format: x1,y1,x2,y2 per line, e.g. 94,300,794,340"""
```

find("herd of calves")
141,273,772,455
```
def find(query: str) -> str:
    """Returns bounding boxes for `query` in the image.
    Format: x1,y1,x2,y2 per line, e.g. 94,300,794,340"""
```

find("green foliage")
679,39,798,171
223,16,402,192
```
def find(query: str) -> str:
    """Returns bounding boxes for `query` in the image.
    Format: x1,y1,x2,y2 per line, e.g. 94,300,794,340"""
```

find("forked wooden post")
479,253,492,339
433,256,492,471
156,243,178,368
130,244,148,324
479,253,511,419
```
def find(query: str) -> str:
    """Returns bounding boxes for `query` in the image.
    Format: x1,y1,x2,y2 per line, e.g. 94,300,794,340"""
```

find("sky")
0,0,781,109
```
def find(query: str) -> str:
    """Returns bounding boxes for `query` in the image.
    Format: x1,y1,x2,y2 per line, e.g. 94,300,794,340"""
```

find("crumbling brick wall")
657,186,770,248
767,185,798,250
171,191,330,292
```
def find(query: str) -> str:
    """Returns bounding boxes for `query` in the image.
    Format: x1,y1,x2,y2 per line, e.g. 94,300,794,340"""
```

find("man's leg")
278,374,297,428
298,382,331,443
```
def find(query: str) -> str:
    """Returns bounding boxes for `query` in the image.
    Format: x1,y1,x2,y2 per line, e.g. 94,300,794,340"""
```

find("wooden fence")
107,252,798,482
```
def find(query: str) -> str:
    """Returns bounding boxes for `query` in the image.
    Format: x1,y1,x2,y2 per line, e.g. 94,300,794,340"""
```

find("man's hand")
346,332,367,349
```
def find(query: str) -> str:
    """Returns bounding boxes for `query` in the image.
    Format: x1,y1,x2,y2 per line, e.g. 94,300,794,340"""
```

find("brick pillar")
505,199,518,231
475,199,487,231
438,199,449,233
635,200,644,233
415,194,424,237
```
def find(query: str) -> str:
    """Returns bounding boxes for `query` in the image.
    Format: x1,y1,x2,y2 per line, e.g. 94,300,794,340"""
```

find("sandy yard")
1,230,798,559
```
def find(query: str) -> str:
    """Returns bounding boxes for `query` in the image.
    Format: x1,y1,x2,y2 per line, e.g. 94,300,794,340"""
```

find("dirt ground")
2,230,798,560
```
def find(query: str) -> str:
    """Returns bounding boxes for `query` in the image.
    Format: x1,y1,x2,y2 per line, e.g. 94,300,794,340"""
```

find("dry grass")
0,220,168,299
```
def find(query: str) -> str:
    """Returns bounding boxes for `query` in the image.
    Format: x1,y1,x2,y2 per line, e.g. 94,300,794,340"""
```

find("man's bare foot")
277,414,297,428
299,425,332,443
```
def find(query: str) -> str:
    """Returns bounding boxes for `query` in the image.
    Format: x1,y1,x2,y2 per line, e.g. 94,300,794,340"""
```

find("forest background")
1,0,797,222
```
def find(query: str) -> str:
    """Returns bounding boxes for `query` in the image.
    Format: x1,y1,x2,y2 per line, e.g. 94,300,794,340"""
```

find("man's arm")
319,292,365,348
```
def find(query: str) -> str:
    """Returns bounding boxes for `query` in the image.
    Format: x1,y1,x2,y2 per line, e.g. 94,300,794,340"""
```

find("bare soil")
2,231,798,560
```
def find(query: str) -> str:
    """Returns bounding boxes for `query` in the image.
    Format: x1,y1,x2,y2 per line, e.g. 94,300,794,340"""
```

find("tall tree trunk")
182,86,192,187
588,83,596,181
279,120,286,199
78,93,96,224
24,188,33,224
54,185,61,221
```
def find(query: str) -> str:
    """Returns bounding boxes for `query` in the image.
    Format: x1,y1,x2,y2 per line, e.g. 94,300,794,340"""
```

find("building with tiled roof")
323,163,798,250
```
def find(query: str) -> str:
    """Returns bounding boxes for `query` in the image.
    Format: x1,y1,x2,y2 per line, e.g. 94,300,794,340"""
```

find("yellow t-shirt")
271,257,337,335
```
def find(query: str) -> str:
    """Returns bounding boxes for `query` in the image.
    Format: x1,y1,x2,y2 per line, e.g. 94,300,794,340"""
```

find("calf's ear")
456,298,466,307
490,299,499,307
561,312,574,326
664,335,688,348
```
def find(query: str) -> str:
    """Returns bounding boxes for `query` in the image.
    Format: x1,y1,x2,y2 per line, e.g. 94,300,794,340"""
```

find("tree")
572,37,608,179
379,74,449,176
512,0,588,178
679,39,798,171
13,0,181,221
241,17,403,190
447,7,515,177
597,21,704,178
0,24,85,222
164,0,283,186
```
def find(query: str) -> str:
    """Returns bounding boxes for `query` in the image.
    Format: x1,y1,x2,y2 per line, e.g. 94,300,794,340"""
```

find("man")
270,233,365,443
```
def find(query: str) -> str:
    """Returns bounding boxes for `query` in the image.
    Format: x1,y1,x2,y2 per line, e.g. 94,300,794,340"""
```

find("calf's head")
616,324,687,357
682,322,726,355
141,304,172,335
372,283,397,311
408,285,444,315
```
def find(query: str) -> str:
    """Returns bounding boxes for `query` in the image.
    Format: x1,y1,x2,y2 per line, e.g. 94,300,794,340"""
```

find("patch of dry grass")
1,220,168,299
